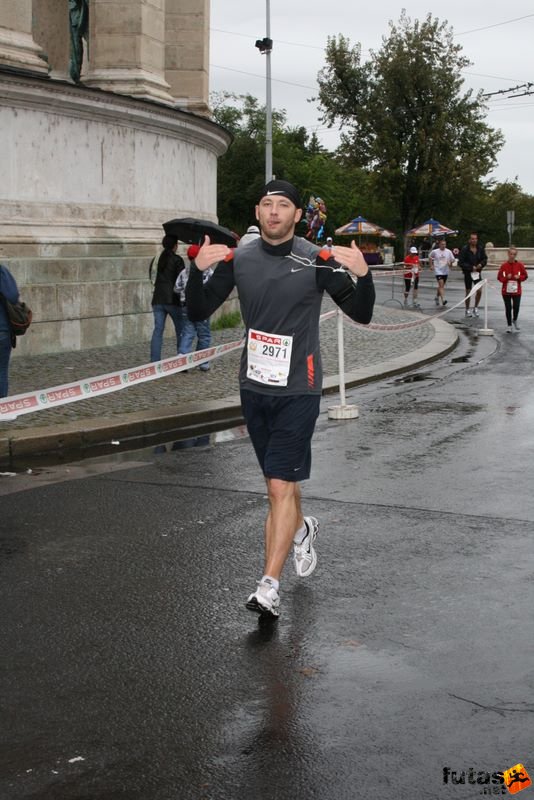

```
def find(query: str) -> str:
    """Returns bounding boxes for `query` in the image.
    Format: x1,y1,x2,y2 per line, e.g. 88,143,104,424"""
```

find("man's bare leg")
263,477,303,580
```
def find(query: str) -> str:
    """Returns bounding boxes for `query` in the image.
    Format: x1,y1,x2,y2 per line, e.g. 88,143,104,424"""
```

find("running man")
186,180,375,620
458,232,487,317
429,239,454,307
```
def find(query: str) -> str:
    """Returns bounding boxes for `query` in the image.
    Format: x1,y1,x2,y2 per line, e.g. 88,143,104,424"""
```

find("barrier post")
328,309,359,420
479,279,494,336
383,263,404,308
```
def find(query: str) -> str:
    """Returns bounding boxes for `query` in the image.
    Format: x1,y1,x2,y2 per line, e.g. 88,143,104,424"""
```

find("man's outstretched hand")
194,236,231,271
331,240,369,277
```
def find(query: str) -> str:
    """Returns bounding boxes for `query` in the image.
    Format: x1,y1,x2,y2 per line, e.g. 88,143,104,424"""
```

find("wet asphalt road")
1,278,533,800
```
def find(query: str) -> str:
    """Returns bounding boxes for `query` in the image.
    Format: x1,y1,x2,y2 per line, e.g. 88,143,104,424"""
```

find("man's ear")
295,208,303,223
255,204,260,222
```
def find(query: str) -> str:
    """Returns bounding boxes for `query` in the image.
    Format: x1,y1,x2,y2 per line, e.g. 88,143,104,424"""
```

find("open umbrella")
334,215,396,238
163,217,238,247
406,218,458,238
335,215,383,236
376,226,396,239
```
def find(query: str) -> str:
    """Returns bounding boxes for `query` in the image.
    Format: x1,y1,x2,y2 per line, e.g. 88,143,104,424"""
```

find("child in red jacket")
403,246,421,308
497,247,528,333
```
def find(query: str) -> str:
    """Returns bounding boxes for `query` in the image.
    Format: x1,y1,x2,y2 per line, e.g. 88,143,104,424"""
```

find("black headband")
258,180,301,209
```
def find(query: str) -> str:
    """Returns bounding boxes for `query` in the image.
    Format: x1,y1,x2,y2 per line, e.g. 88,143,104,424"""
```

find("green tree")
316,12,505,235
211,91,371,238
457,181,534,246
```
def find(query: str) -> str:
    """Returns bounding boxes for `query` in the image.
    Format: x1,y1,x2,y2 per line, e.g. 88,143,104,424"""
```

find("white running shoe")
513,321,520,331
293,516,319,577
473,308,479,317
246,578,280,618
507,325,513,333
466,309,472,317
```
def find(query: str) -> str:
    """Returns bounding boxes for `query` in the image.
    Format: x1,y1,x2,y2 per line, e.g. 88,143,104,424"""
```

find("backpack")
0,292,33,344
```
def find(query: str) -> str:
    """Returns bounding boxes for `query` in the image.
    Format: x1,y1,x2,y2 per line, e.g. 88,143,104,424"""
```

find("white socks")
261,575,279,591
293,521,308,545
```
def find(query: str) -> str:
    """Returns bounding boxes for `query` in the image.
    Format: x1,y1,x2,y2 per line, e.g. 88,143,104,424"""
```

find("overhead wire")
211,36,532,95
455,13,534,36
210,11,533,176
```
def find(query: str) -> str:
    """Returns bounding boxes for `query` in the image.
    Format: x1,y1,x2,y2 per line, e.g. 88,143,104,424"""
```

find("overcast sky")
210,2,534,195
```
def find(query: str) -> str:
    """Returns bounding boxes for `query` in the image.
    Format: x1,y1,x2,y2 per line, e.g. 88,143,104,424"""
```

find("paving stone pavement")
1,298,435,432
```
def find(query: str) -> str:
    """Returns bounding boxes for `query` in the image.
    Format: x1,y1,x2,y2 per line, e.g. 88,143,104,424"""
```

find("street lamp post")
255,0,273,182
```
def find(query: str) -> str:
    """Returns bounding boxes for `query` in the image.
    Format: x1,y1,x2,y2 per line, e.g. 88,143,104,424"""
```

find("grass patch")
211,310,243,330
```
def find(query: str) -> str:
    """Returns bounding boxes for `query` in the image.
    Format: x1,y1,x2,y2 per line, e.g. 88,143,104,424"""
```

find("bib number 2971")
247,328,293,386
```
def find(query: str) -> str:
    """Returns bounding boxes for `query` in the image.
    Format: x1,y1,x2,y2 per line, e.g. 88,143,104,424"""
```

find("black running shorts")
240,389,321,481
463,269,482,293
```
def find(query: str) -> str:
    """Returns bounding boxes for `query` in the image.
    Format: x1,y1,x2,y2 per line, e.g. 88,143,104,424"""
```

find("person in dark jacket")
186,179,375,620
150,235,185,362
0,264,20,397
458,232,487,317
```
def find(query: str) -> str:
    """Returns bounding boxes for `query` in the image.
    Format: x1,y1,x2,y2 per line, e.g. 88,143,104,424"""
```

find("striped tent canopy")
406,218,458,237
335,215,396,238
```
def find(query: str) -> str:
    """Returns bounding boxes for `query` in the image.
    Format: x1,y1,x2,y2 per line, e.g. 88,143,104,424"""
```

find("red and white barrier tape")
0,310,336,421
0,338,244,422
345,280,486,331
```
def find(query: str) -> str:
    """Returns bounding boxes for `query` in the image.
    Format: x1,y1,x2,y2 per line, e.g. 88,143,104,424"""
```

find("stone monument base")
0,72,231,356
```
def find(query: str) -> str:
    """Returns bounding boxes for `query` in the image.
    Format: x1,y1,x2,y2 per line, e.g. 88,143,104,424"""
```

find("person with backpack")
0,264,20,397
149,235,185,362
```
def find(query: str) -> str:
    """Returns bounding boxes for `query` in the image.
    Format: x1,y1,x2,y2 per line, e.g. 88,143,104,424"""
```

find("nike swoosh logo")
266,190,285,195
290,267,305,273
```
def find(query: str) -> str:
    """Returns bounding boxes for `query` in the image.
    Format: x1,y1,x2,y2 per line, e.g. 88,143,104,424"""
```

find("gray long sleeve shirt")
186,236,375,396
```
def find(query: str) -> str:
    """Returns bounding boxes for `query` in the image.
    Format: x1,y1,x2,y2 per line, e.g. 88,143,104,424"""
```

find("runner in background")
429,239,454,307
497,247,528,333
403,246,421,308
458,232,487,318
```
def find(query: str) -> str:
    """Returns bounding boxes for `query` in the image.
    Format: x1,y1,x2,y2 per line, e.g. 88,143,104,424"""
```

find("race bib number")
507,280,519,294
471,271,480,280
247,329,293,386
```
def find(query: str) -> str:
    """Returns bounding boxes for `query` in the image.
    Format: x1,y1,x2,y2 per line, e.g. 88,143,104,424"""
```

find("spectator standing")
458,232,487,317
403,246,421,308
176,245,213,371
429,239,454,307
237,225,261,249
149,235,185,362
497,247,528,333
0,263,20,397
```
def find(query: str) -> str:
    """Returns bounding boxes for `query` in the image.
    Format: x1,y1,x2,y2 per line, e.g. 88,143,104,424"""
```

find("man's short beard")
258,218,295,242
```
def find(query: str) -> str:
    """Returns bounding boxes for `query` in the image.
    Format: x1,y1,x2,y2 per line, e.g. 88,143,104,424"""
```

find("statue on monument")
69,0,89,83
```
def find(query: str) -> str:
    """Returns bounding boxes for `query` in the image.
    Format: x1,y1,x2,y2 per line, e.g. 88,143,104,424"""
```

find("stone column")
32,0,71,80
84,0,174,105
0,0,49,75
165,0,210,115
